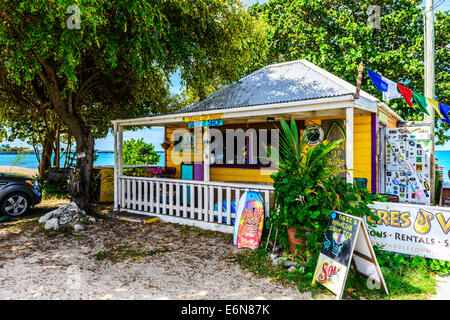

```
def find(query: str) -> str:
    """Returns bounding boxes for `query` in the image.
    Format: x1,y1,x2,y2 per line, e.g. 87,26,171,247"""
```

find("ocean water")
436,150,450,182
1,150,448,181
0,151,165,169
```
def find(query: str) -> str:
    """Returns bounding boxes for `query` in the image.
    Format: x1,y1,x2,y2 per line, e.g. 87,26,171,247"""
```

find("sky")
5,0,450,151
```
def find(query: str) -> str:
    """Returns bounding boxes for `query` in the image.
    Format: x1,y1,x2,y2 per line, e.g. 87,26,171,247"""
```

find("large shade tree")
0,0,264,210
250,0,449,143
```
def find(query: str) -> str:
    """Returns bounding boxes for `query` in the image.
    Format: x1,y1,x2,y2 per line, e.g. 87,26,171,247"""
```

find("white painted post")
118,126,123,176
203,185,209,222
198,185,203,220
209,186,214,222
113,124,118,211
132,179,136,210
156,181,160,214
218,187,223,224
149,180,154,213
162,182,167,214
346,107,354,184
203,127,210,182
424,0,435,204
182,183,187,218
169,182,173,215
137,180,142,210
190,183,195,219
126,179,131,209
226,187,231,225
175,183,180,216
144,180,148,212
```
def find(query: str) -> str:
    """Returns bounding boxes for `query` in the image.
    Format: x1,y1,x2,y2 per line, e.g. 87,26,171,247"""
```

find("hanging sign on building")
367,201,450,262
304,125,324,146
187,118,223,128
385,126,431,205
312,211,388,299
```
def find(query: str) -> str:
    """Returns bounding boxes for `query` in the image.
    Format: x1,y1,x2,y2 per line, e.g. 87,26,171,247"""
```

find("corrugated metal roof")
177,59,377,114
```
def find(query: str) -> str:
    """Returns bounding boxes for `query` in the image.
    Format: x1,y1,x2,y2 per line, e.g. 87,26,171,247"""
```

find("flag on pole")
439,103,450,124
426,98,444,119
366,68,387,91
381,77,402,101
397,84,414,107
411,91,430,115
365,68,402,100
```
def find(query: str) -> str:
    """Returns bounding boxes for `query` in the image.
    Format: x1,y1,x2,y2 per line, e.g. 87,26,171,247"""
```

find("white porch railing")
116,175,274,233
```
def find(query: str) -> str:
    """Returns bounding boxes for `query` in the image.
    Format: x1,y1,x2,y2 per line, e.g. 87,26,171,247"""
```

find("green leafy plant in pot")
269,119,348,258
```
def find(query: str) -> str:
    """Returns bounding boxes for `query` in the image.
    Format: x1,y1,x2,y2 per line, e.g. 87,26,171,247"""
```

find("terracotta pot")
286,225,310,255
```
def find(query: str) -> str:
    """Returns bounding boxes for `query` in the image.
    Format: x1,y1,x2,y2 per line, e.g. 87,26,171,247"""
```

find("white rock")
44,218,59,231
73,224,85,232
39,211,54,224
70,202,78,208
288,266,297,272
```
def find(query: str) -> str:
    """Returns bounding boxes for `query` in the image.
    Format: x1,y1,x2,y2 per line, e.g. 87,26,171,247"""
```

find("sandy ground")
0,166,37,177
432,276,450,300
0,200,312,300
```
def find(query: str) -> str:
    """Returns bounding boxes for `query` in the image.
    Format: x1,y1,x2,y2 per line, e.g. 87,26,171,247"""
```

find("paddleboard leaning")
234,191,265,250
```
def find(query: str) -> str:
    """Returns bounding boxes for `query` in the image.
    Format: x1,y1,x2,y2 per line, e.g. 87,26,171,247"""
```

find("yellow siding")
354,115,372,190
210,168,275,183
163,115,374,191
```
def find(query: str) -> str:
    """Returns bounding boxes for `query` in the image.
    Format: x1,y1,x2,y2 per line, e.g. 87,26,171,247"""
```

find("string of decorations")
365,68,449,125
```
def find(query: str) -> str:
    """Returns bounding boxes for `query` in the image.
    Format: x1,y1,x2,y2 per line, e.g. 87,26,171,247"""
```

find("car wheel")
1,193,30,217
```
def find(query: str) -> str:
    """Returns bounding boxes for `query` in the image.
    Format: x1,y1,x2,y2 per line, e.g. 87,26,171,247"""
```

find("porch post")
118,125,124,176
113,123,118,210
203,127,210,182
346,107,354,184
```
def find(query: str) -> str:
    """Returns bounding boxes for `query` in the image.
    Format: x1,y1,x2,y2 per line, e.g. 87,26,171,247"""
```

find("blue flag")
366,68,388,92
439,103,450,124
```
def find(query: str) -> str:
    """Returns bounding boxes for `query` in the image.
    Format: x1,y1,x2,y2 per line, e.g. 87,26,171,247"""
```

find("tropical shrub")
268,119,382,258
123,138,160,166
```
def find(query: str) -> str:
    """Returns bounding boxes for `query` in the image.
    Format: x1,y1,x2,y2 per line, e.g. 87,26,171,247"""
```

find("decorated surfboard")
234,191,265,250
233,192,248,245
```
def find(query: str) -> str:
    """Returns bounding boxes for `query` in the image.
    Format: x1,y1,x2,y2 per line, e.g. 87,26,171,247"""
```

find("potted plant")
269,119,347,257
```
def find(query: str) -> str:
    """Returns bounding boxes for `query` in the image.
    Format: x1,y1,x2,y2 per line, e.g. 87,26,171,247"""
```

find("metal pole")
424,0,435,204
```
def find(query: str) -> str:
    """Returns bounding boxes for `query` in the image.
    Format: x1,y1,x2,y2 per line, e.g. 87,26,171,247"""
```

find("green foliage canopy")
250,0,449,144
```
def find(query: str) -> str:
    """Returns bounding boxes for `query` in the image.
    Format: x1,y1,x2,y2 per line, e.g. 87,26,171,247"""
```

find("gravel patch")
0,205,311,300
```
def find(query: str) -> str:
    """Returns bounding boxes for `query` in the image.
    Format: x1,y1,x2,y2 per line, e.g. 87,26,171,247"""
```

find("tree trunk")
63,114,95,212
53,123,60,169
37,60,95,212
38,136,53,180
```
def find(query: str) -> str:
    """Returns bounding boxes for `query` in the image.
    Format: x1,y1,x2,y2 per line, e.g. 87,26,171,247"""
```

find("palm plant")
269,119,350,256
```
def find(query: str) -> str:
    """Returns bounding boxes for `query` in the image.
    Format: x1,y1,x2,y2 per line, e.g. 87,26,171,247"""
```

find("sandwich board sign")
312,211,389,299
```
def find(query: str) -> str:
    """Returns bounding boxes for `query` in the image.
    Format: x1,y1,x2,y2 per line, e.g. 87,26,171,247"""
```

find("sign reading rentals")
312,211,388,299
367,202,450,262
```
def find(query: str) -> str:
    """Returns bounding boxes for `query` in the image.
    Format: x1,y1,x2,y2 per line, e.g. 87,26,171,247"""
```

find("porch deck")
117,175,274,233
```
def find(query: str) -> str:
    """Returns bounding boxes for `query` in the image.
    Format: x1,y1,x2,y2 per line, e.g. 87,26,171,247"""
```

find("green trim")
324,120,346,140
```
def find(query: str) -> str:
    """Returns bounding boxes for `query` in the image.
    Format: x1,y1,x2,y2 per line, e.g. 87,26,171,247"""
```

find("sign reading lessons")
312,211,388,299
367,201,450,262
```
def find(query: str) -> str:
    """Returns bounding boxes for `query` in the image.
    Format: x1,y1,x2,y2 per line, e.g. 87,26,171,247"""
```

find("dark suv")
0,173,42,217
